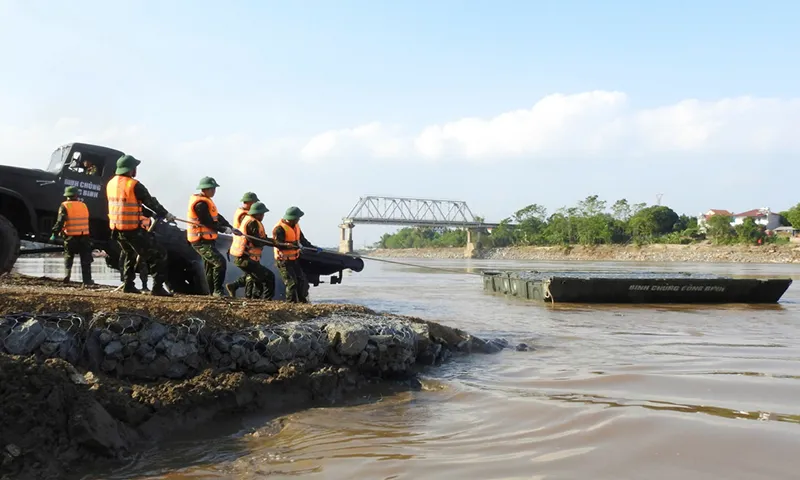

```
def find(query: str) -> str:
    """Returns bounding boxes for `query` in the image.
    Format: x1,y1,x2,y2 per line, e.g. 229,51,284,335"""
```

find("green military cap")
64,186,79,197
197,176,221,189
241,192,259,202
115,154,141,175
283,206,304,220
248,201,269,215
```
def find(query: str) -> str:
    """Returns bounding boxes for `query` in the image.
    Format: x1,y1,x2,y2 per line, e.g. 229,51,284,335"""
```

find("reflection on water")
13,257,800,480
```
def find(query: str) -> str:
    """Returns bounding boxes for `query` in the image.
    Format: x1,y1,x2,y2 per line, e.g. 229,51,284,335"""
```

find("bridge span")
338,195,504,256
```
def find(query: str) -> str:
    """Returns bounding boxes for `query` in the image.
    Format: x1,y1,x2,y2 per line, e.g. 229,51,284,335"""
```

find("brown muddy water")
14,257,800,479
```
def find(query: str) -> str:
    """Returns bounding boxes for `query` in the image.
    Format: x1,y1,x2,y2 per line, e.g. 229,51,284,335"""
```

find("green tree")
783,204,800,228
708,214,734,244
611,199,632,221
513,204,547,244
734,217,764,244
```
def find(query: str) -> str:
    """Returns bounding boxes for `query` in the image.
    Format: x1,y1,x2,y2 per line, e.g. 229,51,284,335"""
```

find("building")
731,208,783,231
697,209,733,233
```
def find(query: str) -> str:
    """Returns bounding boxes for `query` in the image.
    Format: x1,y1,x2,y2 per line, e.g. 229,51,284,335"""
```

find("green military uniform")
110,155,175,296
50,186,95,286
227,202,276,299
273,206,321,303
189,177,232,296
118,215,152,291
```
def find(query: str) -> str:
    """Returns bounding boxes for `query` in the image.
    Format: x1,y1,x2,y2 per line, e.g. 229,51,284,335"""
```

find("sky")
1,0,799,248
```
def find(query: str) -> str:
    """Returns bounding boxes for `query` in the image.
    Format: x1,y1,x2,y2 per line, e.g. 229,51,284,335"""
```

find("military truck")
0,142,364,298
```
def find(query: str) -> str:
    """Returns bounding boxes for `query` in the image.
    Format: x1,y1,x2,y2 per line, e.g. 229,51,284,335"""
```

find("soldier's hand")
232,228,243,236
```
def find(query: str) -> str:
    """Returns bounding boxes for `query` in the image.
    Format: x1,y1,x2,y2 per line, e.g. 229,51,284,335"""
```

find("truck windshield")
47,146,68,173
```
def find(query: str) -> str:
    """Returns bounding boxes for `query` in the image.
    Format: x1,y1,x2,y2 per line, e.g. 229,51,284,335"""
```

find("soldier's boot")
80,263,95,286
140,276,150,292
122,280,140,294
225,282,237,297
150,282,173,297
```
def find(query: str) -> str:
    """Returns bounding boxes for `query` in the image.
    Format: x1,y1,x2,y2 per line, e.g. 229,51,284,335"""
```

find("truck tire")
0,214,21,275
167,257,209,295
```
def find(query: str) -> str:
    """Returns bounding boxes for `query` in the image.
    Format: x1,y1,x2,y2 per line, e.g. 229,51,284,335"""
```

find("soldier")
106,154,176,296
117,214,151,291
228,192,265,298
186,176,234,297
50,186,95,286
272,206,321,303
226,201,276,299
233,192,260,229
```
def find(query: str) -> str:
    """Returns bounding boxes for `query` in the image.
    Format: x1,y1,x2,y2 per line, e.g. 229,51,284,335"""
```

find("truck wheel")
0,214,21,275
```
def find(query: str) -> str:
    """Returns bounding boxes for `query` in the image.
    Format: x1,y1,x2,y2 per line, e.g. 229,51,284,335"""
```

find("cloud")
301,91,800,162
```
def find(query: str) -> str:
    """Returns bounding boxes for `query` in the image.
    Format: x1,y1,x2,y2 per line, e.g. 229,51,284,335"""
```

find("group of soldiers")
50,154,320,302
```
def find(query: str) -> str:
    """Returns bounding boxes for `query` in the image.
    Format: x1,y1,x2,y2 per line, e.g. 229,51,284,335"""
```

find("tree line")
375,196,800,249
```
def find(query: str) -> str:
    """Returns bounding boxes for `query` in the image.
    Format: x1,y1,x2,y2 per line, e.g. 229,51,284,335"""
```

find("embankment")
365,243,800,263
0,274,506,480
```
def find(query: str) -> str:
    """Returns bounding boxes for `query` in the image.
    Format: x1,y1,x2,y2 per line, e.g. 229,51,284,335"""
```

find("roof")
733,209,769,217
706,209,733,216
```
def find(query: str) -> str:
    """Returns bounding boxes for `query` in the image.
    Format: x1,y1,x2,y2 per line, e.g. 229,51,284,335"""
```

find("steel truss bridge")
342,195,501,228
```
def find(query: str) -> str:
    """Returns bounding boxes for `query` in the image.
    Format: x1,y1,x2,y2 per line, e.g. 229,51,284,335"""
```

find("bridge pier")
464,228,484,258
339,222,354,254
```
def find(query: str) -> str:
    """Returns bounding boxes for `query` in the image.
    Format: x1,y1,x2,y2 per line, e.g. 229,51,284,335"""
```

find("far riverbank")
363,243,800,264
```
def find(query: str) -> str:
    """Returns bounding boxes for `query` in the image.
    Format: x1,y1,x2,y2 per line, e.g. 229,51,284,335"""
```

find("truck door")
60,150,109,237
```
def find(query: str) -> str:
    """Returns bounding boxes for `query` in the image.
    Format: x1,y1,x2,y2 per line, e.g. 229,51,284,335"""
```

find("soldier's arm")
217,213,233,229
246,221,272,247
133,182,170,218
192,201,219,229
298,231,315,248
273,225,290,249
51,205,67,235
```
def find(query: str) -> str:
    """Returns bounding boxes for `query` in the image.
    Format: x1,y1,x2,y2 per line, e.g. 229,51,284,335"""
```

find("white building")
731,208,783,231
697,209,733,233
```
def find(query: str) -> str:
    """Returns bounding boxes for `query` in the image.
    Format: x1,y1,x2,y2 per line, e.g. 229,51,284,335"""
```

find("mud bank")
366,243,800,264
0,274,507,480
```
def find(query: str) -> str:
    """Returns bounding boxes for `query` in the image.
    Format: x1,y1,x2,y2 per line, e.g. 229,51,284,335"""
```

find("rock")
98,331,113,345
68,399,129,456
247,350,261,366
230,344,245,361
42,325,69,344
120,333,138,345
516,343,530,352
148,355,171,378
155,338,175,354
100,359,117,372
5,319,45,355
138,322,169,345
253,358,278,374
357,351,368,365
212,334,233,353
328,324,369,356
266,337,292,361
106,315,144,334
326,349,344,365
122,341,140,357
166,362,187,379
103,341,124,359
166,342,196,361
5,444,21,458
184,353,202,370
84,330,104,369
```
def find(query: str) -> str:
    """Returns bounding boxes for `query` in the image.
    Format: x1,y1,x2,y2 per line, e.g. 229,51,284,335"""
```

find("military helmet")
241,191,259,202
64,186,79,197
115,154,141,175
283,206,304,221
197,176,221,189
248,201,269,216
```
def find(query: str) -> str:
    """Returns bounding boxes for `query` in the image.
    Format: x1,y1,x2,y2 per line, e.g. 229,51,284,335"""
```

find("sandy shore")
364,243,800,264
0,274,506,480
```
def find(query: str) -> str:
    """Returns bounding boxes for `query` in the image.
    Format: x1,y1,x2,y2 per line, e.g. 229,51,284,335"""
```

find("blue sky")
1,0,799,247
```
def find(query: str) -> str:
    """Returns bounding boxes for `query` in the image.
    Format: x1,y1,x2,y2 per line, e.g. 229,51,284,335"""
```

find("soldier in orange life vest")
227,191,265,297
226,201,275,299
186,176,234,297
106,154,176,296
50,186,95,286
272,206,322,303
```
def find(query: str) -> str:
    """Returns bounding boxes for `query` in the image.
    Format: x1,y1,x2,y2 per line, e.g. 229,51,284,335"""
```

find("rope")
170,217,483,277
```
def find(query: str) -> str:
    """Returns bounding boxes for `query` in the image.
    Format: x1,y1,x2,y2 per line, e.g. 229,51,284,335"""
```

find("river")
14,257,800,479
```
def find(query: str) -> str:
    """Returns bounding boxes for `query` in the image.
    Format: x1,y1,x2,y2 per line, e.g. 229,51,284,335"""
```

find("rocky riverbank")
365,243,800,264
0,274,508,480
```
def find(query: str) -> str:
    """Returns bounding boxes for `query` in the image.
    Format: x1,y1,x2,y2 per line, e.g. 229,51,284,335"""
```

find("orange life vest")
186,194,218,243
233,206,248,230
61,200,90,236
273,220,301,261
229,215,266,261
106,175,142,231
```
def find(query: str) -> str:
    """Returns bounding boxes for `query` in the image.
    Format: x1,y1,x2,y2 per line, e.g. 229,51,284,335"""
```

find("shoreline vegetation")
371,196,800,263
0,274,510,480
363,243,800,264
